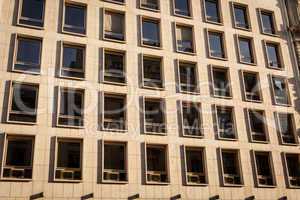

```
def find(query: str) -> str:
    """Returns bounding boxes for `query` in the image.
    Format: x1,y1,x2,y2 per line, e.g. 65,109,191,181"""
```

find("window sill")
0,177,32,182
6,119,37,125
102,80,127,86
273,103,292,107
244,99,263,104
261,32,280,38
56,124,85,129
266,66,284,71
58,75,85,81
141,43,162,50
182,134,204,139
53,179,82,183
139,6,160,12
103,37,126,44
256,184,277,188
204,19,223,26
185,182,208,186
208,55,228,61
12,68,41,75
212,94,233,99
223,183,244,187
179,90,200,95
62,30,86,37
146,181,170,185
101,127,127,133
103,0,125,5
16,22,45,30
250,140,270,144
239,61,257,66
173,13,193,19
102,180,128,184
144,131,167,136
218,137,238,141
234,26,252,32
142,85,165,91
280,142,299,146
176,49,196,55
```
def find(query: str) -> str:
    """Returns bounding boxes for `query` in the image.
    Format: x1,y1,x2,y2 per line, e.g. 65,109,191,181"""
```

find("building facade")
0,0,300,199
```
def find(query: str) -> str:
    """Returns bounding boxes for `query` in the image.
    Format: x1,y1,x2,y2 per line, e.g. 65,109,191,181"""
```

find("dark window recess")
19,0,45,27
221,151,242,185
142,19,160,47
104,11,125,41
144,99,166,133
104,51,125,84
285,154,300,187
174,0,191,17
261,11,276,35
212,68,230,97
233,5,249,29
58,89,84,127
55,140,82,181
266,43,281,69
208,32,225,58
179,62,198,93
239,38,254,64
3,137,34,179
243,72,261,101
141,0,159,10
205,0,221,23
216,107,236,139
9,83,38,123
146,145,168,183
15,37,42,73
176,25,194,53
248,110,267,142
182,102,202,137
143,56,163,88
278,113,297,144
63,3,86,35
186,148,206,184
103,143,127,182
103,95,126,131
272,77,290,105
254,152,275,186
62,44,85,79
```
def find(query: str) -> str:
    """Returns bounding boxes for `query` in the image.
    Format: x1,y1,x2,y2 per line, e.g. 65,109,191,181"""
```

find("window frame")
1,133,35,181
231,2,251,31
174,22,196,55
141,54,164,90
206,29,228,60
283,153,300,188
252,150,277,188
241,70,263,103
142,97,167,135
275,112,299,146
54,137,83,182
270,75,291,106
101,92,127,132
62,1,87,36
183,146,208,186
263,40,284,70
258,8,279,37
102,48,127,85
56,87,85,128
102,8,126,43
210,65,233,99
219,148,244,187
145,143,170,185
172,0,193,18
246,108,269,143
180,101,203,138
7,81,39,125
103,0,125,5
236,35,256,65
203,0,223,25
177,60,200,95
140,16,162,49
102,140,128,183
139,0,160,12
214,105,238,141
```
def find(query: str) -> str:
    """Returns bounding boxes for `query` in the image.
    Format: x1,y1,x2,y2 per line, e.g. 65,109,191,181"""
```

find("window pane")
64,4,86,34
143,57,162,88
104,11,125,41
205,0,220,23
186,149,203,173
256,153,271,176
182,103,201,136
57,141,81,168
217,107,235,139
12,84,37,113
104,95,126,130
239,38,253,63
222,151,238,174
249,110,266,141
147,146,166,171
144,99,165,133
286,154,300,177
234,5,249,29
174,0,190,16
141,0,159,10
209,32,224,58
261,12,275,34
266,43,281,68
20,0,44,27
142,19,160,47
63,45,84,70
272,77,289,105
278,113,296,144
16,38,41,70
179,63,197,92
243,73,260,101
60,90,83,117
176,25,194,53
213,69,230,97
104,144,125,170
6,139,33,166
104,51,125,83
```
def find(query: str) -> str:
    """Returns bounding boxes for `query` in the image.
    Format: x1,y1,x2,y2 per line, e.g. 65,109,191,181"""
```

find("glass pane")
104,144,125,170
286,155,300,177
64,4,86,34
222,152,238,174
239,38,253,63
234,5,248,29
217,107,235,138
63,45,84,70
141,0,159,10
12,84,37,113
177,26,193,52
174,0,190,16
244,73,257,93
261,12,275,34
60,90,83,117
104,96,125,119
205,0,220,23
142,19,160,46
17,38,41,65
183,104,200,127
256,153,271,176
272,77,289,105
186,149,203,173
266,44,280,68
57,141,81,168
21,0,44,20
209,32,224,58
6,139,33,166
213,69,230,97
145,100,163,124
249,110,265,134
143,57,162,87
147,147,166,171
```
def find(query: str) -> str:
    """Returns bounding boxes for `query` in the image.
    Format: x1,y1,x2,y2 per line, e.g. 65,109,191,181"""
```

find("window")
103,49,126,84
103,141,127,183
13,35,42,74
145,144,169,184
142,55,163,89
259,9,277,35
220,149,243,186
57,88,84,128
242,71,262,102
140,0,160,11
143,98,166,134
237,36,256,64
204,0,222,24
55,138,83,182
104,0,125,4
63,2,86,35
253,151,276,187
175,24,195,54
178,61,199,94
184,147,207,185
232,3,250,30
215,106,237,140
2,135,34,180
207,30,226,59
18,0,45,28
60,42,85,79
276,113,298,145
7,82,39,124
141,17,161,48
103,9,125,42
211,67,231,98
247,109,268,142
102,93,126,131
264,41,282,69
271,76,290,106
181,102,202,137
284,153,300,188
173,0,191,17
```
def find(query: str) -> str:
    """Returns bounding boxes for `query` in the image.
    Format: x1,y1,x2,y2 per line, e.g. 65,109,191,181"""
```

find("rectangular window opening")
18,0,45,27
104,50,126,84
144,98,166,134
277,113,297,144
140,0,159,11
208,31,226,59
104,10,125,41
242,71,262,102
178,62,199,93
253,151,275,187
141,17,161,48
215,106,236,140
63,3,86,35
142,56,163,89
271,76,290,106
221,149,243,186
238,36,255,64
176,24,195,53
233,3,250,30
174,0,191,17
181,102,202,137
248,109,268,142
204,0,221,24
285,154,300,187
212,67,231,98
